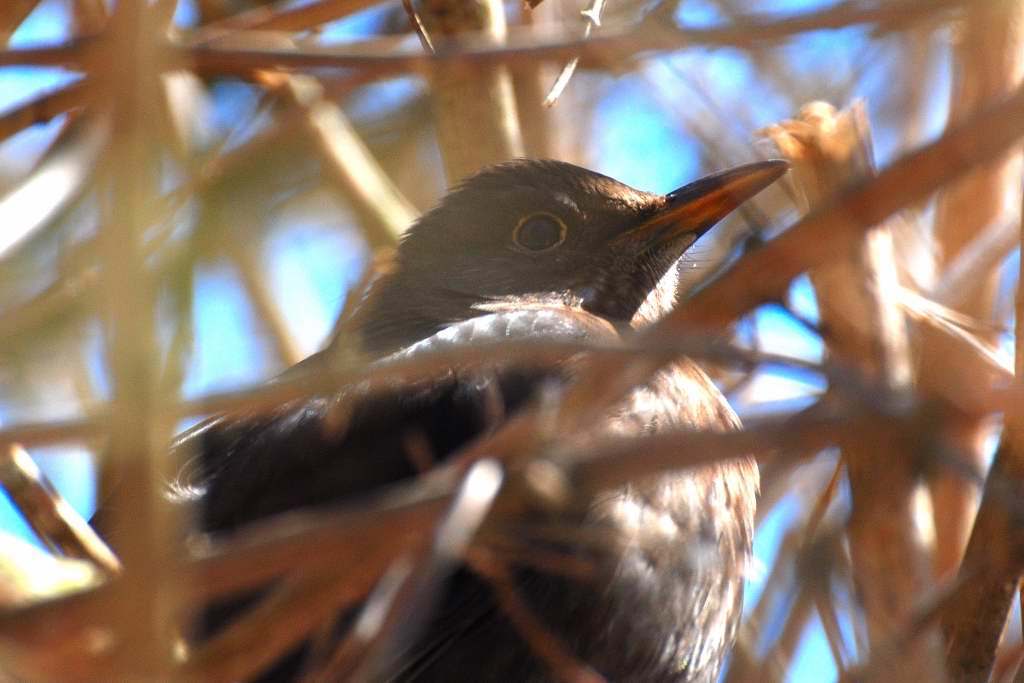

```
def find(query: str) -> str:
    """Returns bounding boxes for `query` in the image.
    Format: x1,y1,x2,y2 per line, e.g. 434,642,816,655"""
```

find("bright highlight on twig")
543,0,607,108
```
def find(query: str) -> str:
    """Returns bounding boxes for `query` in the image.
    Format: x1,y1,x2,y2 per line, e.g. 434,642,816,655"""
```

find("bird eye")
512,213,567,253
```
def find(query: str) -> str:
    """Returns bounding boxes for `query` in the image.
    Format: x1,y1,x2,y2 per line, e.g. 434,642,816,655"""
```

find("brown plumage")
179,158,785,681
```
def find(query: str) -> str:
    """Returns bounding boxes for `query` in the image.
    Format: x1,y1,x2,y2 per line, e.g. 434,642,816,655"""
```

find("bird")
175,158,787,682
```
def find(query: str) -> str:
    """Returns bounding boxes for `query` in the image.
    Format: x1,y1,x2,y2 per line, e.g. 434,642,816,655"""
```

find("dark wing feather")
177,309,619,681
182,307,615,534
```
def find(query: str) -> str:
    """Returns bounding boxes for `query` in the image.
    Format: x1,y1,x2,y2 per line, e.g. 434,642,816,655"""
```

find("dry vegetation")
0,0,1022,680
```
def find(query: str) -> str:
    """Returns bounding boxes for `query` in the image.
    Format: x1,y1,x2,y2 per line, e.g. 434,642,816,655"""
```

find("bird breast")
574,360,758,681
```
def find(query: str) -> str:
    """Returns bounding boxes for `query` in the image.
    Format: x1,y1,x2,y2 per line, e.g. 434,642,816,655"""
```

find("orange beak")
616,160,788,249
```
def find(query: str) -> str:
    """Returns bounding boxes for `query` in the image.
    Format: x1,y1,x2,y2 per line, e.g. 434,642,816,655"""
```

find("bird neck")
352,260,683,356
631,262,681,328
352,269,480,357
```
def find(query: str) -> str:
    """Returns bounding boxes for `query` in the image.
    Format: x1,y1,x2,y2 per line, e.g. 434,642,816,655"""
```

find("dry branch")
352,460,503,680
418,0,524,182
763,101,940,677
259,72,417,247
0,333,827,452
471,553,607,683
932,217,1019,311
542,0,606,108
941,21,1024,665
184,567,381,681
0,111,305,348
94,3,180,679
0,79,89,142
942,438,1024,682
0,117,105,261
0,1,955,76
190,0,380,39
229,238,307,366
924,0,1024,583
0,532,102,608
0,445,120,576
71,0,106,36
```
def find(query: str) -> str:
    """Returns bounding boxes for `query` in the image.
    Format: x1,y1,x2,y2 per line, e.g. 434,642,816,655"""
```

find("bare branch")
0,117,105,261
418,0,524,182
542,0,606,107
762,102,940,677
0,79,89,142
189,0,381,40
922,0,1024,584
228,238,307,366
0,445,121,576
942,11,1024,664
401,0,435,53
95,3,181,678
258,72,417,247
139,0,968,80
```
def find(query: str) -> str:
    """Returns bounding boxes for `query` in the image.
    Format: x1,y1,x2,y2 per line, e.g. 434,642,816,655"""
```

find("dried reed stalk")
0,445,120,576
259,72,417,247
923,0,1024,582
762,101,940,679
93,3,181,679
418,0,524,182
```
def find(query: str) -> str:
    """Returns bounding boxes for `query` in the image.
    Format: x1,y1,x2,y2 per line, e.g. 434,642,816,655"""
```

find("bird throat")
633,261,681,327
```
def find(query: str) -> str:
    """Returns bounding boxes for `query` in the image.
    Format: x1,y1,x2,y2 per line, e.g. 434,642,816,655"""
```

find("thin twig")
228,239,307,366
0,79,89,142
0,445,121,575
71,0,106,36
0,117,105,261
257,71,417,248
348,460,503,680
923,0,1024,584
188,0,382,43
90,0,967,80
932,217,1019,311
803,457,843,544
184,563,388,682
400,0,434,53
0,334,827,451
542,0,606,107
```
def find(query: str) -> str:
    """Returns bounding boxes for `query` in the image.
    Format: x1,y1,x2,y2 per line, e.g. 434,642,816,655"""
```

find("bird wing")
180,307,754,683
177,307,620,680
180,307,618,534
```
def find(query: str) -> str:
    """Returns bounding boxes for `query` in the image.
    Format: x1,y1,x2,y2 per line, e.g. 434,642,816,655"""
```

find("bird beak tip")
668,158,787,207
615,160,788,249
661,159,789,239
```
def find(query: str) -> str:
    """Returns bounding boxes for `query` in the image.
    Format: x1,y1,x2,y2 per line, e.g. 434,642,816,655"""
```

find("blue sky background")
1,1,1010,680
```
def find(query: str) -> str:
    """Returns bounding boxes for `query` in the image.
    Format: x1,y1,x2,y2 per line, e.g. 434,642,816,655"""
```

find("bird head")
356,159,787,355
